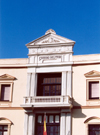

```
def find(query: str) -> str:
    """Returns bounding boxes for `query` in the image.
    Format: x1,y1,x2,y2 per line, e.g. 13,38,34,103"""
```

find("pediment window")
85,70,100,101
0,74,16,102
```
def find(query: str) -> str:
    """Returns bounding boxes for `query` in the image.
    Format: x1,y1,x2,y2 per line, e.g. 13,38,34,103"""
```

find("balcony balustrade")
23,95,72,108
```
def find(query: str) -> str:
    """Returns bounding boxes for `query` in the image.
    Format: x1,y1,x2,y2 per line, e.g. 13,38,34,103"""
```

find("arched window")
84,116,100,135
0,117,13,135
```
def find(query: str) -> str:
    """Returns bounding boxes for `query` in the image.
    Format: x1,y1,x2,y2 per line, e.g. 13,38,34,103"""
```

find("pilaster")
28,114,34,135
62,71,67,96
24,113,35,135
30,73,37,96
66,113,71,135
26,72,37,97
26,73,31,96
24,113,29,135
67,71,72,97
60,113,66,135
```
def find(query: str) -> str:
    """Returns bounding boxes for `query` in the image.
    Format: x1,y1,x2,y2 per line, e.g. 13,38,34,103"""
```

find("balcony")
21,95,72,108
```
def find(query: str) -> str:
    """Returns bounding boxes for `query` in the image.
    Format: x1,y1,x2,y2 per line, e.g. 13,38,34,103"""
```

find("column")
30,73,37,96
24,113,29,135
62,71,67,96
67,71,72,97
60,113,66,135
66,113,71,135
28,113,35,135
26,73,31,96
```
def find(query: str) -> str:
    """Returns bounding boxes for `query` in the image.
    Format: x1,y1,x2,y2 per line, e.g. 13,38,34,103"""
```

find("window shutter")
1,85,10,101
89,82,99,99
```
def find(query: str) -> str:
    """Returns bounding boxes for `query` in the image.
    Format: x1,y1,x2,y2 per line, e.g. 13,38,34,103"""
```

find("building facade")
0,29,100,135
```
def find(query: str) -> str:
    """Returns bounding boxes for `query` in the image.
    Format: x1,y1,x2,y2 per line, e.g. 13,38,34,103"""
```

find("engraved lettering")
39,55,62,61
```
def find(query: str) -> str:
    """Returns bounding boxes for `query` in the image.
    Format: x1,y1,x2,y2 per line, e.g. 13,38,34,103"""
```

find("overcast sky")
0,0,100,58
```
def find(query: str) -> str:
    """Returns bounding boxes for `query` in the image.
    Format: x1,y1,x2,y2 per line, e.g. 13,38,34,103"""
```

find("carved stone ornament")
42,37,60,43
45,29,56,35
84,70,100,77
0,74,16,80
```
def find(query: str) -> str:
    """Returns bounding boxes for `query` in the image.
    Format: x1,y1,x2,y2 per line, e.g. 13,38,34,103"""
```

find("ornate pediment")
0,74,16,80
26,29,75,46
84,70,100,77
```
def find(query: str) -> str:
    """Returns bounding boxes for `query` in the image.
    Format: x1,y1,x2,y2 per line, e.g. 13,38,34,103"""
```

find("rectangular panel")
49,115,54,123
38,115,42,123
55,115,59,123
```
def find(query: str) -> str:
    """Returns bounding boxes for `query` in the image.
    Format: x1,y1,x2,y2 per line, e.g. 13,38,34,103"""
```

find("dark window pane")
89,125,100,135
0,125,8,135
37,73,61,96
36,114,60,135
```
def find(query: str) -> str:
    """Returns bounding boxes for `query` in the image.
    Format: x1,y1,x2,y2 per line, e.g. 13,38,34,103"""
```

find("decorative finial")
45,29,56,35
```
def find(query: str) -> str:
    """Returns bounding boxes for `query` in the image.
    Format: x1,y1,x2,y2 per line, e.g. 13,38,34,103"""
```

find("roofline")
26,33,75,47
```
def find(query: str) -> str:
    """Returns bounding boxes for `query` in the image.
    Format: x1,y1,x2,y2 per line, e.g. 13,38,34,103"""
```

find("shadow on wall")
72,98,87,118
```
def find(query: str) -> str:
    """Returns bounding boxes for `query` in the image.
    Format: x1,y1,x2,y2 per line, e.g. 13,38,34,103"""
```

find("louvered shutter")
1,85,10,101
89,82,99,99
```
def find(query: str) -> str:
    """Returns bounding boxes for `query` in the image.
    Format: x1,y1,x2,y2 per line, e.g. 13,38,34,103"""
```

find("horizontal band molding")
0,66,27,69
0,107,24,110
72,62,100,66
73,105,100,109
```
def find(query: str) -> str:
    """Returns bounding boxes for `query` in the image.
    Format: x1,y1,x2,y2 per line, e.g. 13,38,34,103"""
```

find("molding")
0,66,27,68
0,117,13,124
84,116,100,123
0,107,24,110
72,61,100,66
28,48,73,55
0,74,16,80
73,106,100,109
84,70,100,77
26,30,75,47
27,62,73,68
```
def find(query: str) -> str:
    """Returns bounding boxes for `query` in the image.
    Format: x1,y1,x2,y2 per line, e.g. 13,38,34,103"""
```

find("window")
0,83,13,102
0,125,8,135
1,85,10,101
37,73,61,96
86,80,100,100
35,114,60,135
88,124,100,135
89,81,99,99
0,74,15,102
0,117,13,135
